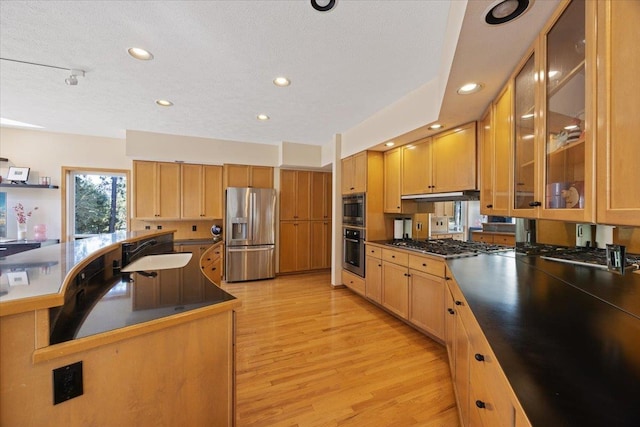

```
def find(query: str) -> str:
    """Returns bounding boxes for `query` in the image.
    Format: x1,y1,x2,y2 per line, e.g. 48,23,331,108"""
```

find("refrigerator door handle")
228,246,274,252
250,191,257,242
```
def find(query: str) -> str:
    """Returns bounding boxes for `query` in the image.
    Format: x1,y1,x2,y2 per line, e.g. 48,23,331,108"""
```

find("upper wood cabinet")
133,161,181,219
402,122,477,196
432,122,477,193
181,164,223,219
402,138,432,195
383,147,402,213
480,85,513,217
596,0,640,226
310,171,332,220
223,164,273,188
341,151,367,194
280,170,311,221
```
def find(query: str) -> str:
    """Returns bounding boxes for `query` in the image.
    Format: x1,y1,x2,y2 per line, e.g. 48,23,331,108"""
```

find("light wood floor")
222,271,460,427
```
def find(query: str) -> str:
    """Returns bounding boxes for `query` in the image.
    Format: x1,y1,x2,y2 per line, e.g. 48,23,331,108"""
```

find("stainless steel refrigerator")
225,187,276,282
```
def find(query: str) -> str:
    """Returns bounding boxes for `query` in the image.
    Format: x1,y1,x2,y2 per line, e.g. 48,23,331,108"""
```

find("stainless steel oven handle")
345,238,360,243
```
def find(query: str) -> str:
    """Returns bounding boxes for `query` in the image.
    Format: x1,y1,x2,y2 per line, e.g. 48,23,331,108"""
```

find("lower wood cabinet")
365,246,382,303
279,221,310,273
382,260,409,319
409,270,445,339
199,243,223,286
342,269,365,296
310,220,331,270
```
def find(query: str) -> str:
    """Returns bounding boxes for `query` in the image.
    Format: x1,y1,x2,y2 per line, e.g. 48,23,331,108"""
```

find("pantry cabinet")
279,221,310,273
133,161,181,219
311,172,332,220
595,0,640,226
224,164,273,188
280,170,311,221
310,220,331,270
383,147,402,213
341,151,367,194
181,164,223,219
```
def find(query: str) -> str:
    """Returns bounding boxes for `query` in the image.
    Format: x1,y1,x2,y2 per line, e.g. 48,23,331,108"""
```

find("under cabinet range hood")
401,190,480,202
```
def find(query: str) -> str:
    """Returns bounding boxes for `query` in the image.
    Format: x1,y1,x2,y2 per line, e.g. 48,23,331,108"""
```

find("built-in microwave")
342,193,365,227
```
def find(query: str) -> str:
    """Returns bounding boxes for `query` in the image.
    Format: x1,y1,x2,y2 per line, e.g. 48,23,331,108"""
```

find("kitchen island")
447,252,640,427
0,231,240,426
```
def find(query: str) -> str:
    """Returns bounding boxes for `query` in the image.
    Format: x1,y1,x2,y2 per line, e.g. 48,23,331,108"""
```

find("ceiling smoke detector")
485,0,531,25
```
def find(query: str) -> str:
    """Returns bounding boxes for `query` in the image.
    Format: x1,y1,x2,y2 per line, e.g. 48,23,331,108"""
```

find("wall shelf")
0,183,59,189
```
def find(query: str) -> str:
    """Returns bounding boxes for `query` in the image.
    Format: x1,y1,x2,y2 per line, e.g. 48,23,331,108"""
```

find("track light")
65,69,85,86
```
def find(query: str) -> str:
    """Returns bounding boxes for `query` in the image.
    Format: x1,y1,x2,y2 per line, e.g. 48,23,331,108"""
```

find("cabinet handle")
486,204,493,208
350,187,355,190
455,300,462,306
475,353,485,362
422,263,427,267
528,201,542,207
211,267,216,271
378,264,382,267
447,308,455,315
475,400,486,409
445,276,451,281
391,255,395,258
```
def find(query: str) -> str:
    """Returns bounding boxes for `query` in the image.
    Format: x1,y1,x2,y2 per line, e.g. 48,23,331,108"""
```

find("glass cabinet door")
544,0,586,211
514,53,536,211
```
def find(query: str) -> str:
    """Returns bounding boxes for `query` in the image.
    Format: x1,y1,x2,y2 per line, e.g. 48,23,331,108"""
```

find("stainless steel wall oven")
343,227,365,277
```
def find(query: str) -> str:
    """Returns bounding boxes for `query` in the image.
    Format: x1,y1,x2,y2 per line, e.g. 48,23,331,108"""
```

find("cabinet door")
445,287,456,376
480,106,494,215
280,170,298,220
181,164,204,219
454,310,471,427
250,166,273,188
432,122,477,193
225,164,251,188
310,220,331,269
596,0,640,226
365,255,382,303
383,148,402,213
381,261,409,319
513,53,538,214
311,172,331,220
409,270,444,340
279,221,310,273
202,165,223,219
491,86,513,216
541,0,593,222
133,161,158,219
352,152,367,193
341,156,354,194
402,138,431,195
157,162,181,219
295,171,311,220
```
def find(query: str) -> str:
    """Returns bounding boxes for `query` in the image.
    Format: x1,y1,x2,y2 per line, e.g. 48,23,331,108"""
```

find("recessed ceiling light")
484,0,530,25
0,117,44,129
457,83,483,95
273,77,291,87
385,141,395,147
128,47,154,61
428,123,443,130
257,114,270,121
521,113,534,119
155,99,173,107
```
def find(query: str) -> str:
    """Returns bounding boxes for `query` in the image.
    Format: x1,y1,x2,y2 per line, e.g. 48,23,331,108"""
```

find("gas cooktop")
388,238,512,259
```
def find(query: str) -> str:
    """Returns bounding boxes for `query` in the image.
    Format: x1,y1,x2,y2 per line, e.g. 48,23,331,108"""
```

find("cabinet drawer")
342,270,365,296
408,254,445,277
494,234,515,246
366,245,382,259
472,233,494,243
382,248,409,266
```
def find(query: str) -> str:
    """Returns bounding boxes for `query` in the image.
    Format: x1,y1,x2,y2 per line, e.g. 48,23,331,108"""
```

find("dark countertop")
447,253,640,427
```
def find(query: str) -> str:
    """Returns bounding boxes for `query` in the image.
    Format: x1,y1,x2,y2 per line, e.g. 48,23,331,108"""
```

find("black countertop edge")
447,254,640,427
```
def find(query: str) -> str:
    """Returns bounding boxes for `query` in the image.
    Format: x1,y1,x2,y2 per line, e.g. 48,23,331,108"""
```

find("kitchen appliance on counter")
225,187,276,282
343,227,365,277
342,193,365,227
211,224,222,243
393,218,413,240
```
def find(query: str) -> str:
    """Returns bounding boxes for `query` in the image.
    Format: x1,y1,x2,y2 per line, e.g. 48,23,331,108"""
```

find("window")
63,167,130,242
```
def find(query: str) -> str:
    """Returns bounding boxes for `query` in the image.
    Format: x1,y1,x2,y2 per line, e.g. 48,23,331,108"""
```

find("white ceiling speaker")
311,0,336,12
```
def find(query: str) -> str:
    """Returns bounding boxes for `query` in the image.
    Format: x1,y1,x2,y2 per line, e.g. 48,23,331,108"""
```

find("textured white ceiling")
0,0,451,146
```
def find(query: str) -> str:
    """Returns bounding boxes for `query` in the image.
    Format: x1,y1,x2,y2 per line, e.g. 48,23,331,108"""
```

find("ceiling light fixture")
273,77,291,87
428,123,443,130
311,0,336,12
385,142,395,147
155,99,174,107
257,114,270,121
522,134,535,140
457,83,483,95
0,117,44,129
128,47,154,61
484,0,530,25
0,57,86,86
521,113,535,119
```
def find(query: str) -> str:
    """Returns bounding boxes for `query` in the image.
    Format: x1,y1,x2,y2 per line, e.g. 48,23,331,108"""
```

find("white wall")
279,141,324,169
0,127,130,240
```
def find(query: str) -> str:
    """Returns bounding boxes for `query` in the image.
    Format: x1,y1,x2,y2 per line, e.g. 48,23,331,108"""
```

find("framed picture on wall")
7,167,30,182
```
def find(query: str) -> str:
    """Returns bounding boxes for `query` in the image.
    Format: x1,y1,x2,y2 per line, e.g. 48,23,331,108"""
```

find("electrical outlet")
157,225,162,230
192,225,197,231
144,225,150,230
53,361,83,405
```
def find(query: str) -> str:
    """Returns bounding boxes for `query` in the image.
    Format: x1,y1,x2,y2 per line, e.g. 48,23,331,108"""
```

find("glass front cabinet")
511,0,595,222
